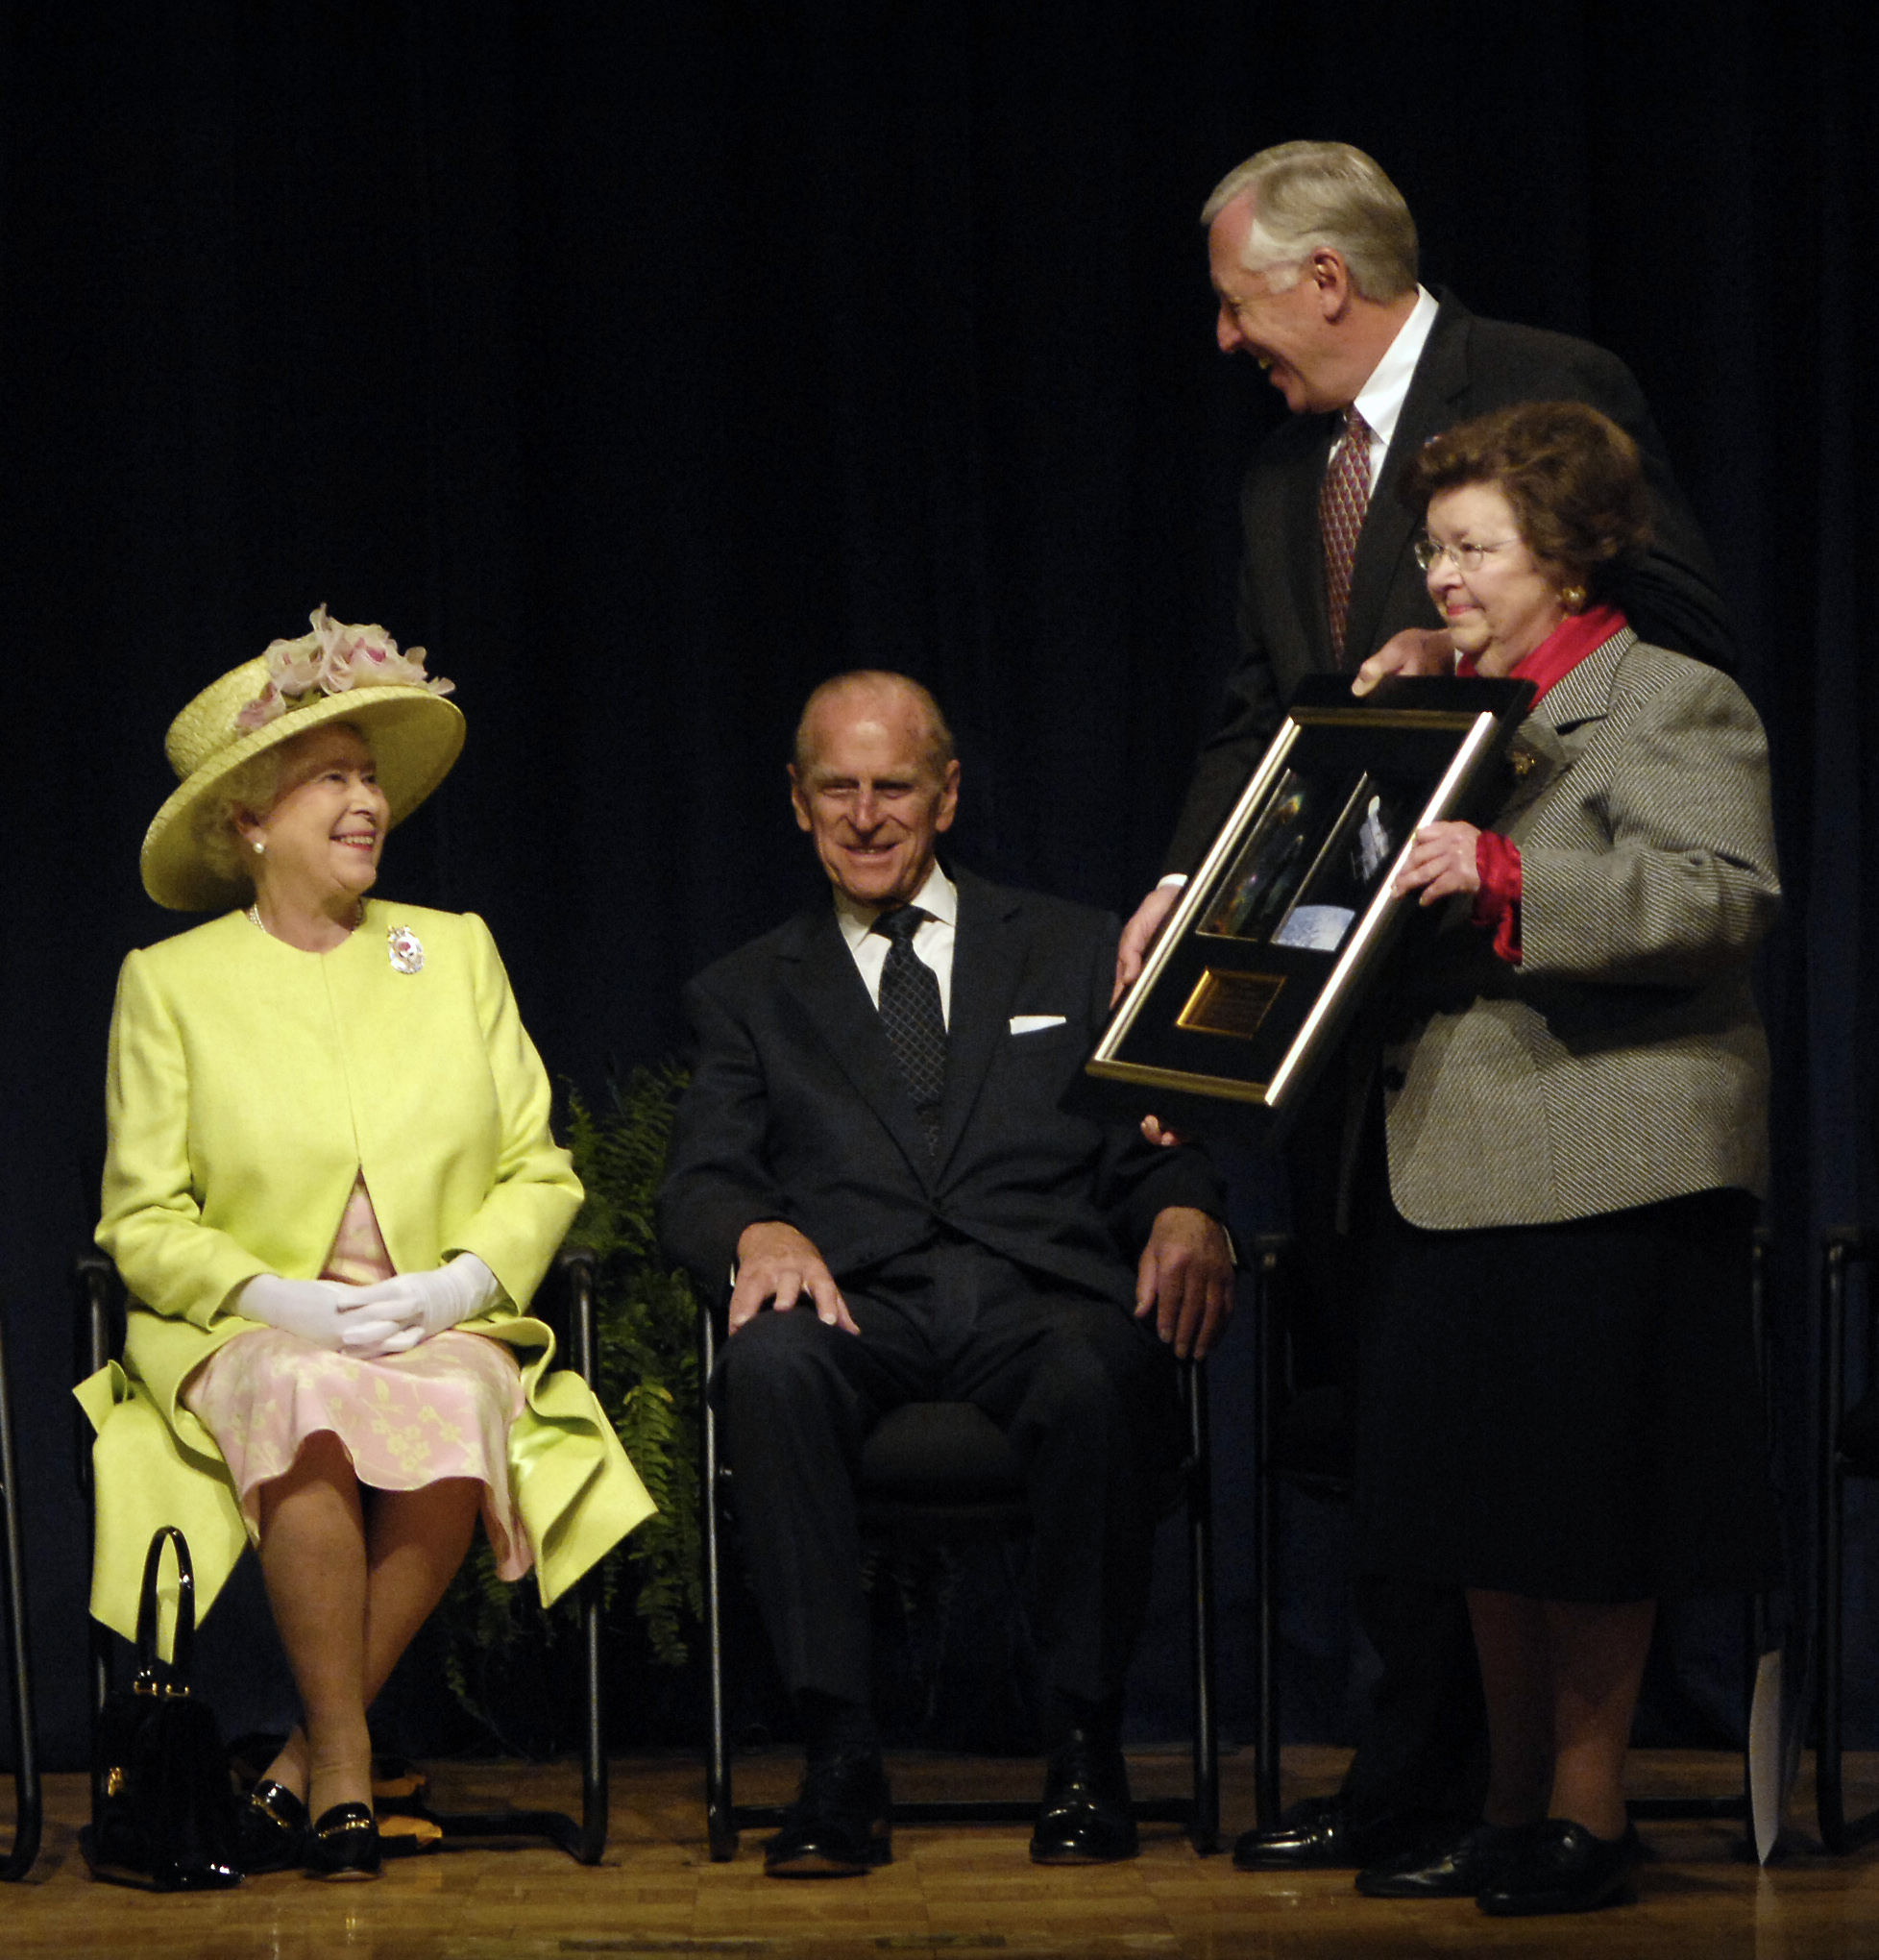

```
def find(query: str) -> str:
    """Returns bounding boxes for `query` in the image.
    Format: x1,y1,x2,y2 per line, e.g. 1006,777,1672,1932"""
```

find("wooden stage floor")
5,1745,1879,1958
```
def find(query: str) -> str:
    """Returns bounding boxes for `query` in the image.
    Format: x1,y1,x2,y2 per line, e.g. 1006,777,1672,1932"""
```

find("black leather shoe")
1233,1794,1353,1870
237,1778,308,1874
305,1801,381,1881
764,1752,891,1876
1356,1820,1535,1898
1476,1819,1638,1916
1030,1728,1138,1865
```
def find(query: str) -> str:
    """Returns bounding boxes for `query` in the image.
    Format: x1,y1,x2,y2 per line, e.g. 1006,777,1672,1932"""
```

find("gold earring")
1560,583,1587,614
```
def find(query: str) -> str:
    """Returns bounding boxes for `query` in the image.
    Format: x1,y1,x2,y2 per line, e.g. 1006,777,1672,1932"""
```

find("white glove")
340,1254,501,1357
236,1273,403,1354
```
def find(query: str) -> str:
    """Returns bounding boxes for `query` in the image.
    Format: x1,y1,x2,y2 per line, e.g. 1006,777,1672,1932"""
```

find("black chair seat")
857,1403,1031,1543
859,1403,1026,1501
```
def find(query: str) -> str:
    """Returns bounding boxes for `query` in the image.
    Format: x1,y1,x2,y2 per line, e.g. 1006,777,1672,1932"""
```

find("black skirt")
1354,1187,1782,1603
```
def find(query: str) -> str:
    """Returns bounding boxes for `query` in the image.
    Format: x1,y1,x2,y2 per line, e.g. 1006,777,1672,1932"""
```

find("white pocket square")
1009,1015,1067,1035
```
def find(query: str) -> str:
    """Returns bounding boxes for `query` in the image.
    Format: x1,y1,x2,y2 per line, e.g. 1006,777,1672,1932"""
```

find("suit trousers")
713,1239,1181,1713
1289,1076,1489,1846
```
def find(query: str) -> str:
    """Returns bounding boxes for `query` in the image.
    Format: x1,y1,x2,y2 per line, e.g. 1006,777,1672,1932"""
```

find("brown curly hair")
1400,400,1651,600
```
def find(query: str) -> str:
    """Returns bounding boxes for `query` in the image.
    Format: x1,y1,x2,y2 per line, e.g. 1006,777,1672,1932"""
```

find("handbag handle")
132,1525,195,1692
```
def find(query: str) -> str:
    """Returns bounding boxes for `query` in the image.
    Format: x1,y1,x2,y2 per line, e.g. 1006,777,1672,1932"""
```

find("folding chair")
1816,1224,1879,1853
0,1313,41,1880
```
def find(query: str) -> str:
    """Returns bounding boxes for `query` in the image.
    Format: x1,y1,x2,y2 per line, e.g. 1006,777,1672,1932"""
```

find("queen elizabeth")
78,608,652,1879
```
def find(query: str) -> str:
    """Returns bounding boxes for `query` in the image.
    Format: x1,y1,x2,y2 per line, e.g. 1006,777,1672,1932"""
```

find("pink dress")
183,1173,530,1580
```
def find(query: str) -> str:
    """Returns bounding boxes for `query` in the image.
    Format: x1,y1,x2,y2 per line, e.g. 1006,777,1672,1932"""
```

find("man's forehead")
802,698,932,774
1208,195,1257,257
803,747,931,786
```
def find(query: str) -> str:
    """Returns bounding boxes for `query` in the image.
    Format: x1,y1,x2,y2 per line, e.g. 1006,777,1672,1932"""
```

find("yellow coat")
79,900,655,1638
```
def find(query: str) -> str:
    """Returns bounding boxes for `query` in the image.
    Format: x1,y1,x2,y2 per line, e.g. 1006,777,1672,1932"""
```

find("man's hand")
1135,1206,1233,1360
728,1220,859,1336
1352,626,1455,696
1113,883,1182,1003
1393,820,1482,906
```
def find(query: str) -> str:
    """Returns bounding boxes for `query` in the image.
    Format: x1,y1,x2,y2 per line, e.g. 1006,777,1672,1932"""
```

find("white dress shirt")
834,861,957,1028
1353,284,1440,492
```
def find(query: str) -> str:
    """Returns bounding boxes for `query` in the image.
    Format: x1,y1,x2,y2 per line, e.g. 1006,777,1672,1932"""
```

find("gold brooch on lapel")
387,923,426,975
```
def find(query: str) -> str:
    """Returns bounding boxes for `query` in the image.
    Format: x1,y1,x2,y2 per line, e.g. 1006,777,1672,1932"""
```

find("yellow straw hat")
140,605,466,912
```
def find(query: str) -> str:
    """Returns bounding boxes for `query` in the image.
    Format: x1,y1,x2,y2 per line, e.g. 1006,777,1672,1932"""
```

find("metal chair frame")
74,1242,609,1865
699,1302,1219,1861
1247,1229,1770,1847
1816,1223,1879,1854
0,1314,42,1880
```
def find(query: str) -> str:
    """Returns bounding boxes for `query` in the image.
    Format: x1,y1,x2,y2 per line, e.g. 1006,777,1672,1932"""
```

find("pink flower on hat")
236,604,454,729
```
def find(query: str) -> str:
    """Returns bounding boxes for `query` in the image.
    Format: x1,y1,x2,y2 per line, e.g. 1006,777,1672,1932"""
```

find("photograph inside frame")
1080,674,1535,1135
1199,765,1418,955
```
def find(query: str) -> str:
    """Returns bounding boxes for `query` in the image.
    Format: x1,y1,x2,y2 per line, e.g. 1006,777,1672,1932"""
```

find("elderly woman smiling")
81,610,651,1880
1347,404,1782,1916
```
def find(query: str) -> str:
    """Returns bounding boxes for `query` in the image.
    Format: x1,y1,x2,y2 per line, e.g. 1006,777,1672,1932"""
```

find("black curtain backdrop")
2,1,1874,1771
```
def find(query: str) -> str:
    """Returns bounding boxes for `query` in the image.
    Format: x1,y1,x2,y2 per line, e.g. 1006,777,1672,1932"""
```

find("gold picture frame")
1082,674,1536,1134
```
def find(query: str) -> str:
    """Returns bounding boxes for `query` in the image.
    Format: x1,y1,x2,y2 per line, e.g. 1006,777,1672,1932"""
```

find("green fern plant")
433,1062,704,1747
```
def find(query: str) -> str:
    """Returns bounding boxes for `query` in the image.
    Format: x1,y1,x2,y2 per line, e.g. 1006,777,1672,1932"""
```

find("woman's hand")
1394,821,1482,906
237,1273,401,1352
342,1254,501,1357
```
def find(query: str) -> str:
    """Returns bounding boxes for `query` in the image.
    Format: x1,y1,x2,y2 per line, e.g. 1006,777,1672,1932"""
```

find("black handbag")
83,1526,241,1889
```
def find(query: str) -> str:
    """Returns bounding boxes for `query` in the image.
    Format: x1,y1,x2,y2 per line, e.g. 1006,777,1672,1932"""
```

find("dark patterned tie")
1319,404,1374,665
872,907,947,1158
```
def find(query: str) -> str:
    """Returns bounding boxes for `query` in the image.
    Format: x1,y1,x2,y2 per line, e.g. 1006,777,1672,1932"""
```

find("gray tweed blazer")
1382,629,1779,1231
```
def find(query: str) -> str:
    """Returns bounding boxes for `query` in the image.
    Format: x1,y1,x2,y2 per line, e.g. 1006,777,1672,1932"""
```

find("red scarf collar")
1456,602,1628,706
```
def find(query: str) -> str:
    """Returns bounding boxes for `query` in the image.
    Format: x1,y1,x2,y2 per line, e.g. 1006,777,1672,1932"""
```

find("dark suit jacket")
1163,295,1737,870
659,866,1226,1311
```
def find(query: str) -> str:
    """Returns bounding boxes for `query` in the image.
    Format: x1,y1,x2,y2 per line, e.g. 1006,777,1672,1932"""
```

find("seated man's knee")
719,1306,846,1405
1023,1314,1181,1467
1025,1324,1132,1422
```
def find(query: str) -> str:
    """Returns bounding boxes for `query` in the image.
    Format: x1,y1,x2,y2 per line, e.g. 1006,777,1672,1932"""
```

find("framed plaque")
1082,674,1535,1137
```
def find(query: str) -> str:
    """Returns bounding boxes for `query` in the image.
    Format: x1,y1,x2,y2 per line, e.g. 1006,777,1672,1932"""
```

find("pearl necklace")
245,900,364,940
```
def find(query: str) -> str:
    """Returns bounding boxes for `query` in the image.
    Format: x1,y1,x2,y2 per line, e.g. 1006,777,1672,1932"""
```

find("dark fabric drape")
3,0,1873,1768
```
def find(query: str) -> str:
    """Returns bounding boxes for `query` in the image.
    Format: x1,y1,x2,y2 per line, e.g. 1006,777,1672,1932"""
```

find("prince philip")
659,671,1232,1875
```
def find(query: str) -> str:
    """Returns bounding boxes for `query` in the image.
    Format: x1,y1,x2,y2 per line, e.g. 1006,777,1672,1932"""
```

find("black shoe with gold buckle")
236,1778,308,1874
305,1801,381,1881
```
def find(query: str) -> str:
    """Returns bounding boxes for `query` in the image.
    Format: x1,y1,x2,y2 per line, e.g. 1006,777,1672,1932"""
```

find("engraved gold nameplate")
1176,969,1284,1041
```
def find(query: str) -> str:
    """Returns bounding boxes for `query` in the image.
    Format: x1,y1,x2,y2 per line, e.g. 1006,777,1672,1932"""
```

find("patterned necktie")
1319,404,1374,666
872,907,947,1158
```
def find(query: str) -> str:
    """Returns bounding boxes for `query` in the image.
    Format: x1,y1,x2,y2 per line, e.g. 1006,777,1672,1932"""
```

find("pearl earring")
252,841,265,856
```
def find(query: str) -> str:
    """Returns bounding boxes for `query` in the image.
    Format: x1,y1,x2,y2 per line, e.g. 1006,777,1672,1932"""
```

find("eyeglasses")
1414,535,1522,573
